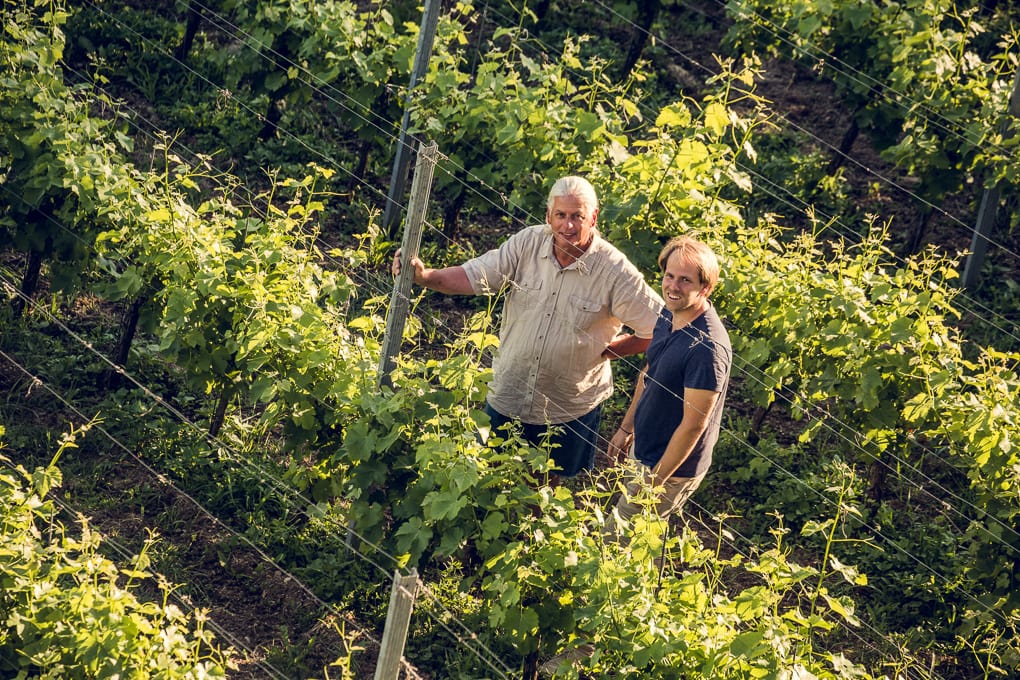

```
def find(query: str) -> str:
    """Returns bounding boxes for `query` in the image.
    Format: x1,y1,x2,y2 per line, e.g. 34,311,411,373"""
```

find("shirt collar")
541,226,601,275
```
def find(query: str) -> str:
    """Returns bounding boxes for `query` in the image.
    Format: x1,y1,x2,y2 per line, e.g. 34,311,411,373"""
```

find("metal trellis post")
962,64,1020,290
381,0,441,237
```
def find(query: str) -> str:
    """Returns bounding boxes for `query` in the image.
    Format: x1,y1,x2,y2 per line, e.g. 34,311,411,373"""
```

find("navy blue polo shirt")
633,304,731,478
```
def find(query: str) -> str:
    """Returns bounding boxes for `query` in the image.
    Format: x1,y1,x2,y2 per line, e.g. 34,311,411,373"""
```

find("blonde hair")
657,236,720,292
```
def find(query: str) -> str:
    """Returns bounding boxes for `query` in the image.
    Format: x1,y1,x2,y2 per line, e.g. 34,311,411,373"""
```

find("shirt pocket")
569,294,604,331
505,279,544,324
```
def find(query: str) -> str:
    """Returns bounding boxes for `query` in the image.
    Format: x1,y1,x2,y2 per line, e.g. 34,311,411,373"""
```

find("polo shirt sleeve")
687,341,730,392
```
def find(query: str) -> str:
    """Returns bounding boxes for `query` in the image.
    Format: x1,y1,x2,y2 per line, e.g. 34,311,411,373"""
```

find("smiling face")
547,194,597,263
661,248,710,319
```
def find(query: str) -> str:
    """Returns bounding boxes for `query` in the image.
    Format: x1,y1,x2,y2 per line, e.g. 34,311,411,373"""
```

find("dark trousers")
483,401,602,477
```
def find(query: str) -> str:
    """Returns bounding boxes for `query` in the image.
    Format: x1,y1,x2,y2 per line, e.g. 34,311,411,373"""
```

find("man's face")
661,249,708,315
547,195,596,257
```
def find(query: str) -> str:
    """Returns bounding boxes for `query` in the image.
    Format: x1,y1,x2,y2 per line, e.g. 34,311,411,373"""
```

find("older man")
393,176,662,478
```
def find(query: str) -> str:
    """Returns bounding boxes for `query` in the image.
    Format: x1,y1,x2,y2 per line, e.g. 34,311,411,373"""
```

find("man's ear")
590,208,599,225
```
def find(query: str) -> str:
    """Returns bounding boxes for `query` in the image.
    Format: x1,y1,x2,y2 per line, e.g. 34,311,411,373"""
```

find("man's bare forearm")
418,265,473,295
602,333,651,359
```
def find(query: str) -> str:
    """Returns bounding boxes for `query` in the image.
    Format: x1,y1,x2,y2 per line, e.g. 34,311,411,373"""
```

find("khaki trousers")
613,467,705,525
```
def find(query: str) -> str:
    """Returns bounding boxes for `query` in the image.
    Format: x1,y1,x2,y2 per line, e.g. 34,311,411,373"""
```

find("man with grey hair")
393,176,662,479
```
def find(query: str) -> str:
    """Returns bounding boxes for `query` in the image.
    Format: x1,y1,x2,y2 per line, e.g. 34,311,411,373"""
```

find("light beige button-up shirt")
461,224,663,424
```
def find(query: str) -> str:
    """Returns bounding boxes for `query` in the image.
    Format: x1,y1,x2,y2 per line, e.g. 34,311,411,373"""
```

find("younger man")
607,236,732,527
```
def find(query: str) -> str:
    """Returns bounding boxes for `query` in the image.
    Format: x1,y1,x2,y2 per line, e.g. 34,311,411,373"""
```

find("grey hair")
546,176,599,212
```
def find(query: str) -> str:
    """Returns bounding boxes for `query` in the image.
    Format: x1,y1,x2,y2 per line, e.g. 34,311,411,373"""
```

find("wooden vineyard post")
373,569,421,680
378,140,439,389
